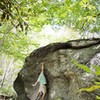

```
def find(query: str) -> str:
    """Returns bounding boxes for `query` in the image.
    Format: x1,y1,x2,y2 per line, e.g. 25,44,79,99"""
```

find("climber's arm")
32,63,45,87
41,62,44,72
32,80,38,86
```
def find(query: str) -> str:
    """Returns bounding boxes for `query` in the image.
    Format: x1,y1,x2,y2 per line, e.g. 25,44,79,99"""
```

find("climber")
32,63,47,100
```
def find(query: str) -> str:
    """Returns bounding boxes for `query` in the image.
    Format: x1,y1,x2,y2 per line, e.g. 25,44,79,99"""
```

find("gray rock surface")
14,38,100,100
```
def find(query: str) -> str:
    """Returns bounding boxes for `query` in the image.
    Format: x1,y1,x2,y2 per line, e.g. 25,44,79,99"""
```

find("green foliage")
72,60,100,100
0,55,21,96
94,82,100,85
0,0,100,60
0,0,100,33
0,69,3,75
72,60,91,73
57,99,61,100
79,85,100,92
0,86,15,96
96,96,100,100
0,23,39,61
94,65,100,76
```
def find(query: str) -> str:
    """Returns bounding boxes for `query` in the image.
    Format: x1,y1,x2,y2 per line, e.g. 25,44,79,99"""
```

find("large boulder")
14,38,100,100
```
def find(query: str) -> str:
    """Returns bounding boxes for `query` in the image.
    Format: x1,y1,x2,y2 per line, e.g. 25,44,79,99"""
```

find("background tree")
0,0,100,32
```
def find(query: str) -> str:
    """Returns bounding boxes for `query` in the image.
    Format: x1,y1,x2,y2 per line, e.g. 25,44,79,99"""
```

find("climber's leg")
42,93,46,100
41,85,46,100
35,92,40,100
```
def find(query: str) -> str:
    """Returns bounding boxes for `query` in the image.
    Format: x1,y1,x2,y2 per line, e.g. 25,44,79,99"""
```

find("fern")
72,60,91,73
79,85,100,92
72,60,100,100
96,96,100,100
94,82,100,85
94,65,100,76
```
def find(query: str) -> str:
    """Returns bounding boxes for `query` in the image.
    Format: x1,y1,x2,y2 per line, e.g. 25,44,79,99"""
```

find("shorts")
39,84,47,94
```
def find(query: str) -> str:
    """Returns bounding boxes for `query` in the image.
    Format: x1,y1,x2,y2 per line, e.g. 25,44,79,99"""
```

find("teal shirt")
37,72,47,84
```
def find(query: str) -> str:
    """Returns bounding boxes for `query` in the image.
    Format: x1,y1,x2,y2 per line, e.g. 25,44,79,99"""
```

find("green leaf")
82,0,89,4
96,96,100,100
94,82,100,85
94,65,100,76
79,85,100,92
0,0,99,33
72,60,91,73
0,69,3,75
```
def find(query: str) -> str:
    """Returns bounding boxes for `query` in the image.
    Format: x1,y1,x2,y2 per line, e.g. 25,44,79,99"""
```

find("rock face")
14,38,100,100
